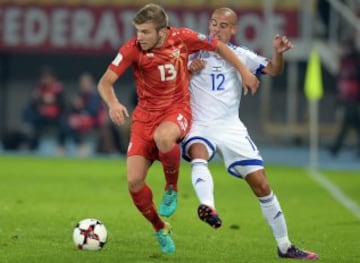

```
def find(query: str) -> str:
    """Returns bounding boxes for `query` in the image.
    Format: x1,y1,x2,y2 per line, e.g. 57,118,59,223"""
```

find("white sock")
259,192,291,253
191,158,215,209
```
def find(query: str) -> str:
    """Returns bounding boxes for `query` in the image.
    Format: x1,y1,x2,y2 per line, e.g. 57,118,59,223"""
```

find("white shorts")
182,121,264,178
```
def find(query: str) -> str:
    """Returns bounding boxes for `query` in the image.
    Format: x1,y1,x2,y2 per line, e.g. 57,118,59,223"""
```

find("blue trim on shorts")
227,159,264,178
181,136,216,162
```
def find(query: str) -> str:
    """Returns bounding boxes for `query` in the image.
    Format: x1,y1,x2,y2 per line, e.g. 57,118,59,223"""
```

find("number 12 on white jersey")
210,73,225,91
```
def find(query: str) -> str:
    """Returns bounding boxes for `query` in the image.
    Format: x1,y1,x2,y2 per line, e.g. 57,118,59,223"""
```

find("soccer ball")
73,218,108,250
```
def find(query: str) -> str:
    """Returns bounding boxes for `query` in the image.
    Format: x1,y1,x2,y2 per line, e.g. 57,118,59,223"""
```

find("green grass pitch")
0,155,359,263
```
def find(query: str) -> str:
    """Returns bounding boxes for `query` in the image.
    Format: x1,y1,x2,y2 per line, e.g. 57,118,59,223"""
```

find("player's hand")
108,102,129,126
241,70,260,96
189,59,206,74
273,34,294,54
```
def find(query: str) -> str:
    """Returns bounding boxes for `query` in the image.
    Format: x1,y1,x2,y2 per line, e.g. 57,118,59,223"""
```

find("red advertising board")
0,5,298,55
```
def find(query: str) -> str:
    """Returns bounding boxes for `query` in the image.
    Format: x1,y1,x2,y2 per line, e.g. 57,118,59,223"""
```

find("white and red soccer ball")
73,218,108,251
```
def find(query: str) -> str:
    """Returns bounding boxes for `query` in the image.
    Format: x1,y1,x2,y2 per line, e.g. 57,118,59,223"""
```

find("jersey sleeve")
236,46,269,75
108,38,138,76
179,27,218,54
187,51,202,70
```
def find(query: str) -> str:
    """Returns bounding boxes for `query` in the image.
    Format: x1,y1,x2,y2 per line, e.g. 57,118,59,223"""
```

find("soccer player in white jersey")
182,8,318,260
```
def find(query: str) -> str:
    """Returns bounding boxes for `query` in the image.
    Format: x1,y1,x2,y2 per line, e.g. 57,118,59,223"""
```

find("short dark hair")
133,4,168,31
213,8,238,25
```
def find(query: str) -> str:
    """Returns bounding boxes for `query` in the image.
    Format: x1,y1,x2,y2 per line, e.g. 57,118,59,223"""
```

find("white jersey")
183,43,269,178
189,43,269,127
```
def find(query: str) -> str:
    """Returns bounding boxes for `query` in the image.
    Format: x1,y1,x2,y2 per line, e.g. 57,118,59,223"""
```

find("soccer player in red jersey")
97,4,259,254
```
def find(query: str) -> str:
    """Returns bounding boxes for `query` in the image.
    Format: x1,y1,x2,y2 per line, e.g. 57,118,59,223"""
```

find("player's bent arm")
98,69,129,125
215,41,249,76
263,34,294,76
215,41,259,95
263,52,284,76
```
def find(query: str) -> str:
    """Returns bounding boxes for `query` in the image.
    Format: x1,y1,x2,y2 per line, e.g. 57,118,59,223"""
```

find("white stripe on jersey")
189,43,268,126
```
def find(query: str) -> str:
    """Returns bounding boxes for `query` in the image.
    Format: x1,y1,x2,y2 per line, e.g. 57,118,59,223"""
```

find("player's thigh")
153,121,181,147
182,125,216,161
160,108,192,140
188,142,210,160
153,109,191,151
219,131,264,178
128,126,158,156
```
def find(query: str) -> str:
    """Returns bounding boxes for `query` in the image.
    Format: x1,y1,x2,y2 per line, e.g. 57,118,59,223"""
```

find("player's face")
134,22,161,51
209,12,236,43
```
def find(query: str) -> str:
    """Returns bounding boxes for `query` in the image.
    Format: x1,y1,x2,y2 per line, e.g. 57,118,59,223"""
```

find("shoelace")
289,246,308,257
156,233,167,245
163,190,174,205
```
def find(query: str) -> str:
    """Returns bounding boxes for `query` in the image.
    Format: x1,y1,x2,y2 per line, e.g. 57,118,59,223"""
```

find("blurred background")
0,0,359,168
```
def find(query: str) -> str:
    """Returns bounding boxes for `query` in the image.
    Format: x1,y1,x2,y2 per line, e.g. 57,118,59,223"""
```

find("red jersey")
108,27,218,112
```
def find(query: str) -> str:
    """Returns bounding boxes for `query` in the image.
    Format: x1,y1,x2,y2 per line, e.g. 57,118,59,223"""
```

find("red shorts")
127,105,192,160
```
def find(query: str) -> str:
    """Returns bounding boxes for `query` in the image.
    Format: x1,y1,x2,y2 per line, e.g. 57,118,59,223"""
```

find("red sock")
129,184,164,231
159,144,180,192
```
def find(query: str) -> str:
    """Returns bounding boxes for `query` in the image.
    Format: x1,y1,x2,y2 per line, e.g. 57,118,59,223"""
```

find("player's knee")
253,181,271,197
153,130,174,151
246,170,271,197
127,176,144,192
189,143,209,160
155,137,173,152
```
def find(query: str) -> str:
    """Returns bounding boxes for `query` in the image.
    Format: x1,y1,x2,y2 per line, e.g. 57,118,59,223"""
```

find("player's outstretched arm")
215,41,260,95
264,34,294,76
98,69,129,126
